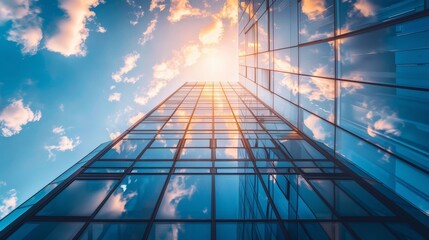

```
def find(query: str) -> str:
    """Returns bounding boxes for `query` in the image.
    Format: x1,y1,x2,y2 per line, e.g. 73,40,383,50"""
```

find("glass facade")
239,0,429,223
1,82,429,239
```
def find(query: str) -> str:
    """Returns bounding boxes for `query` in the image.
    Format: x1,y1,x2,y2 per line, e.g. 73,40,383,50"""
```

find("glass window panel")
175,161,212,167
37,180,117,216
257,11,269,52
216,175,276,219
216,148,249,159
299,76,335,122
8,222,84,240
84,168,126,173
96,175,166,219
132,168,170,173
156,175,211,219
299,0,334,43
79,223,147,240
179,148,211,159
273,72,298,104
134,161,173,167
272,0,298,49
337,0,424,34
300,110,334,151
216,222,285,240
140,148,177,160
184,139,210,148
279,139,325,159
175,168,211,173
273,48,298,73
299,41,334,78
338,16,429,89
338,81,429,169
148,223,211,240
150,139,179,148
90,161,132,168
101,140,149,159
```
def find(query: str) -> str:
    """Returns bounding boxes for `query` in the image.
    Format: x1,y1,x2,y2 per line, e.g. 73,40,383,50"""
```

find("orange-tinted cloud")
167,0,204,23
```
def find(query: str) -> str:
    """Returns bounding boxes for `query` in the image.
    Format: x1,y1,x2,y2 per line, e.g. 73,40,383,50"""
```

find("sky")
0,0,238,219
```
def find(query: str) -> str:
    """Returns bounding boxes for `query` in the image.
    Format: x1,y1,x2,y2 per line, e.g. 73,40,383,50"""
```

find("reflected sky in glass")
156,175,211,219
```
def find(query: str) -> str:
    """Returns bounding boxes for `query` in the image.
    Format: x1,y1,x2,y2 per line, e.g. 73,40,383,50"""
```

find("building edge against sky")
238,0,429,217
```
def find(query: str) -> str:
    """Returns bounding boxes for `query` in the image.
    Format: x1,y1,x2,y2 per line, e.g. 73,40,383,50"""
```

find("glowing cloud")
304,114,329,141
0,99,42,137
112,52,140,83
108,92,121,102
354,0,375,17
150,0,166,12
0,189,18,219
139,15,158,45
1,0,42,55
128,112,144,125
45,135,81,159
168,0,204,23
199,18,224,45
45,0,103,56
301,0,326,20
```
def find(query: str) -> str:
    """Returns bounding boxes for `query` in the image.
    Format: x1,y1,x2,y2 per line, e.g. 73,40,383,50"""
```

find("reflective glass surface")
3,82,429,239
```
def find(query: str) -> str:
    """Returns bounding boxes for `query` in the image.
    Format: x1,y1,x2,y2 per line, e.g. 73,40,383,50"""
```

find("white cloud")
198,18,223,45
45,135,80,159
0,99,41,137
301,0,326,20
109,131,121,140
1,0,43,55
45,0,103,56
0,189,18,219
353,0,376,17
96,25,106,33
108,92,121,102
0,181,6,187
150,0,166,11
130,10,144,26
59,103,64,112
168,0,204,23
111,52,140,82
52,126,65,135
139,15,158,45
215,0,238,25
128,112,144,125
123,75,142,84
134,43,201,105
304,114,329,141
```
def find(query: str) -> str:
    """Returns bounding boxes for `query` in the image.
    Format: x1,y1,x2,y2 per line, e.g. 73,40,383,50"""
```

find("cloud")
299,76,334,102
198,18,224,45
1,0,43,55
353,0,375,17
366,110,403,138
45,0,103,56
96,25,106,33
301,0,326,20
0,189,18,219
111,52,140,82
0,99,41,137
128,112,144,125
59,103,64,112
108,92,121,102
130,10,144,26
139,15,158,45
150,0,166,12
215,0,238,25
109,131,121,140
159,175,196,218
304,114,330,141
45,135,80,159
0,181,6,187
123,75,142,84
134,43,200,105
52,126,65,135
167,0,204,23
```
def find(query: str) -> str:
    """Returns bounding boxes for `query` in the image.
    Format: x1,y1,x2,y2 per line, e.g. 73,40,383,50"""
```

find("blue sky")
0,0,237,218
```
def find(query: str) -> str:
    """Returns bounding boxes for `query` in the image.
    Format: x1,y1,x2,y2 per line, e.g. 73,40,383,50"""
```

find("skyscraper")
2,0,429,239
1,82,428,239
